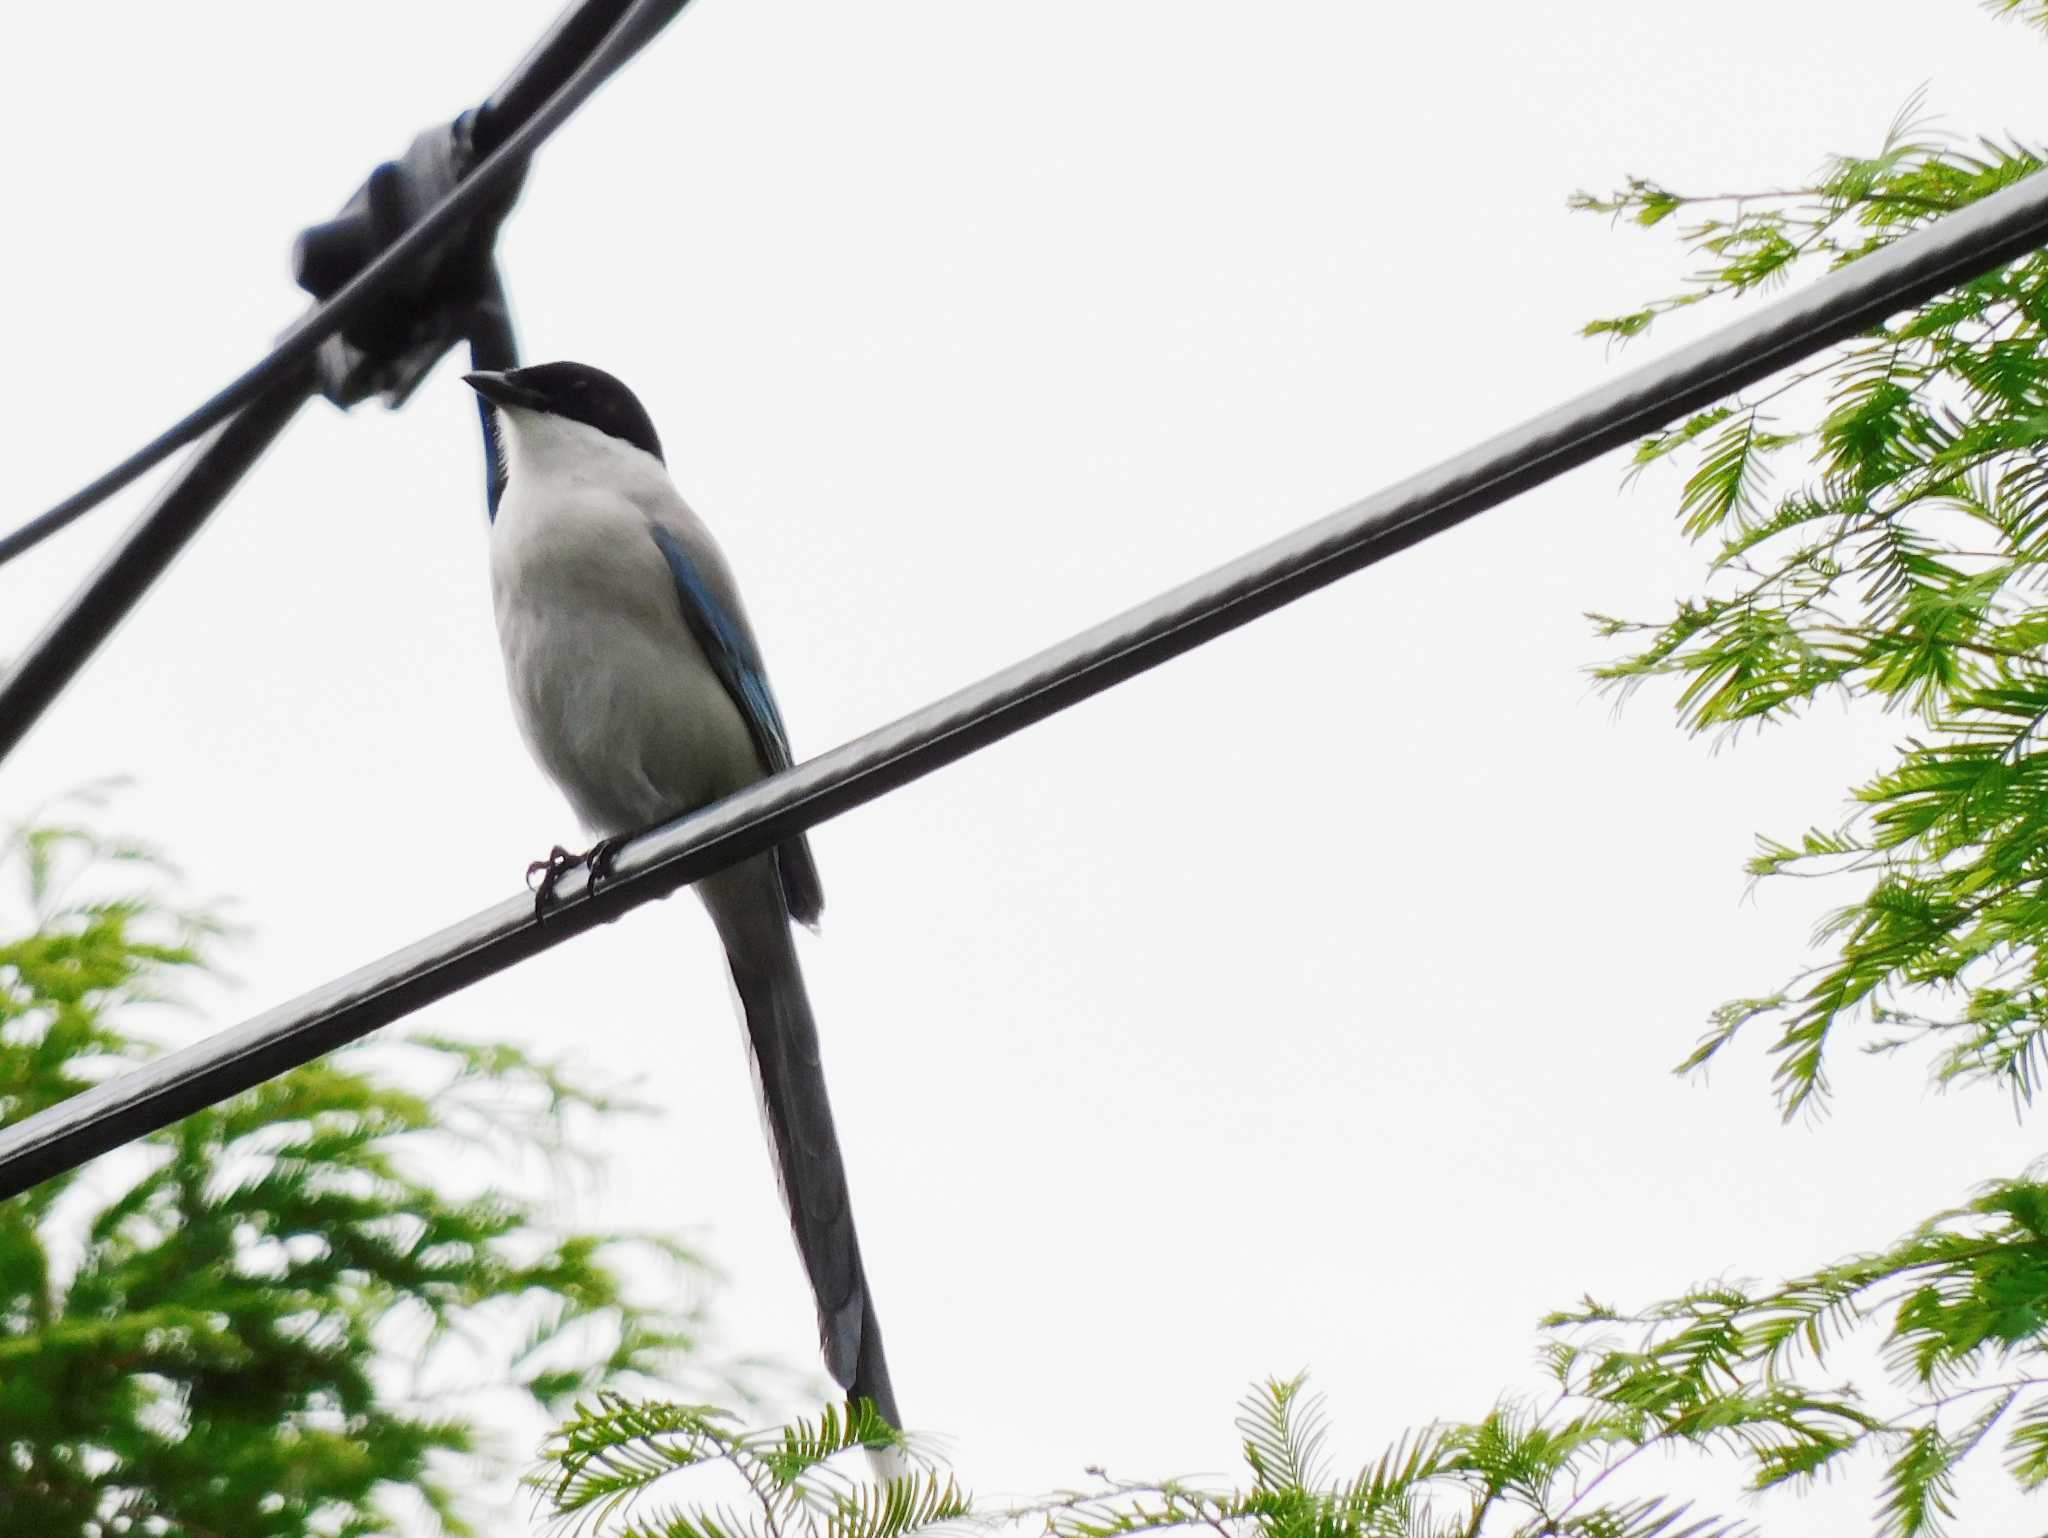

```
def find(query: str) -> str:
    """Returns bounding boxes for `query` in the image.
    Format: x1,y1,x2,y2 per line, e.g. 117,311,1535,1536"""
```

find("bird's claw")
586,834,627,889
525,836,632,923
526,844,580,922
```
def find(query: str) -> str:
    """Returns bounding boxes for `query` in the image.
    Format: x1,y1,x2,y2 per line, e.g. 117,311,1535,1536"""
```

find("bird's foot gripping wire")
526,845,579,922
585,833,627,889
524,836,631,923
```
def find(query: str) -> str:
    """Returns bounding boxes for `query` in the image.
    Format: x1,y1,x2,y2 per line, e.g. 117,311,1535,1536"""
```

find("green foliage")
1570,56,2048,1116
1544,1167,2048,1537
1985,0,2048,36
0,801,717,1536
1520,15,2048,1529
534,1267,2048,1538
541,19,2048,1538
537,1395,960,1538
534,1376,1768,1538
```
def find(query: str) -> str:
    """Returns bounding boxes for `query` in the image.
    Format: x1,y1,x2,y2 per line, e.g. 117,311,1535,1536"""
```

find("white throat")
495,407,666,493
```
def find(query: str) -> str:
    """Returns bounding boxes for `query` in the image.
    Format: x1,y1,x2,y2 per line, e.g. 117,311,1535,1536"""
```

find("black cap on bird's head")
464,361,664,464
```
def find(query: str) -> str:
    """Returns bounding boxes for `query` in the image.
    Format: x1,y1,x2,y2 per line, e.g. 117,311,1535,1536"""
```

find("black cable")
4,162,2046,1196
480,0,642,139
0,375,316,766
0,0,689,570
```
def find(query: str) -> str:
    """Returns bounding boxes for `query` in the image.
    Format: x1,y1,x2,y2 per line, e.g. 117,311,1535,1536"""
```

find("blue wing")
649,523,824,925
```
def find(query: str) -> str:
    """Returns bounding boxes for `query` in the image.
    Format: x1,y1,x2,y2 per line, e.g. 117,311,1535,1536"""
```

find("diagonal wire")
3,161,2047,1196
0,0,691,570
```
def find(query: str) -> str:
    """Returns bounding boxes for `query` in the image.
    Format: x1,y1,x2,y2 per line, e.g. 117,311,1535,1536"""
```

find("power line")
4,163,2046,1198
0,0,687,572
0,0,693,770
0,380,319,770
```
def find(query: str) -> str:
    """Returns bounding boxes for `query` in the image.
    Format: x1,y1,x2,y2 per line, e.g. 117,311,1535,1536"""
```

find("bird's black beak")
464,370,547,411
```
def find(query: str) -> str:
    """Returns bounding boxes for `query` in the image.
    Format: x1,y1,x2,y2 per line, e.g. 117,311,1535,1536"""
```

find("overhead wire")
4,159,2047,1196
0,0,694,767
0,0,690,571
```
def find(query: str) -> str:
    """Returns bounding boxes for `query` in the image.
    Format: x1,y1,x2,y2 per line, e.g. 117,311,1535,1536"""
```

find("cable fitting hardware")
291,109,523,411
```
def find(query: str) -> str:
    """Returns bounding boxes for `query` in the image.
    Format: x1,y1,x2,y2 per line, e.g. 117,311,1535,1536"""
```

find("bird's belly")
495,592,758,839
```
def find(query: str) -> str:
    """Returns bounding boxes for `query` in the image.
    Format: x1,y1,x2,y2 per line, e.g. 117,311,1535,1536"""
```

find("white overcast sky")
6,1,2048,1529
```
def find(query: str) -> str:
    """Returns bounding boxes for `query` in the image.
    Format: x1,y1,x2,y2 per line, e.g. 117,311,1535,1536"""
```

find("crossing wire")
0,0,691,768
0,0,689,570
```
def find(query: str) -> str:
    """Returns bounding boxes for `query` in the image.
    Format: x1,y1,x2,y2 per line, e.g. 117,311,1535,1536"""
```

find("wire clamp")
291,110,522,412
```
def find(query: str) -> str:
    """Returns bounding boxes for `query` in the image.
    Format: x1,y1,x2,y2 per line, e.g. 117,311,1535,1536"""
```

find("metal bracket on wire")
290,102,526,512
293,109,522,414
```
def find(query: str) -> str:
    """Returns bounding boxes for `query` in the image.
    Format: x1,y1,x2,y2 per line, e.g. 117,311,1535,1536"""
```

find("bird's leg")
525,844,580,923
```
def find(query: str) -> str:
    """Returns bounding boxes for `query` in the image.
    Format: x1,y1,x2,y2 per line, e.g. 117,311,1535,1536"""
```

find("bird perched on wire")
465,361,899,1432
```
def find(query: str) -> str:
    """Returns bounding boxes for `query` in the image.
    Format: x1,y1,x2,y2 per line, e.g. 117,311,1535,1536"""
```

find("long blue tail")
726,924,898,1427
